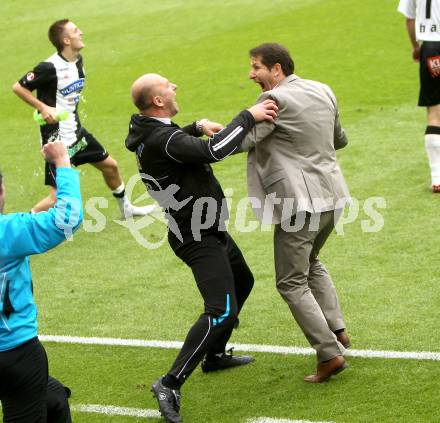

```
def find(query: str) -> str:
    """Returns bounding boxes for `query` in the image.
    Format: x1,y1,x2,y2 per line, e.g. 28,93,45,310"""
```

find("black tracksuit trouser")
167,231,254,383
0,337,71,423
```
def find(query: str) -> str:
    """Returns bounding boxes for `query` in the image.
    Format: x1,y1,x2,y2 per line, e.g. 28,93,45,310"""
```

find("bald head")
131,73,179,117
131,73,165,111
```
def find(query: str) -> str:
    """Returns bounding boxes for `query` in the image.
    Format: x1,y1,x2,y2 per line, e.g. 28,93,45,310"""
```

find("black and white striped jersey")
18,52,85,147
398,0,440,41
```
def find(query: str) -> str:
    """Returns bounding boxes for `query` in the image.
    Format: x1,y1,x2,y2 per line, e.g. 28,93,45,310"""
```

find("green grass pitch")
1,0,440,421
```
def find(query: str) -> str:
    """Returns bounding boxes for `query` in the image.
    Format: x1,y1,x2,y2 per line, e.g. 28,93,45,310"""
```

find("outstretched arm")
240,93,278,152
0,142,83,259
165,100,277,163
181,119,225,137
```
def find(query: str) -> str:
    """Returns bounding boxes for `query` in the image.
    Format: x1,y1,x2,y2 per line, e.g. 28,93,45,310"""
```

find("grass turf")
1,0,440,421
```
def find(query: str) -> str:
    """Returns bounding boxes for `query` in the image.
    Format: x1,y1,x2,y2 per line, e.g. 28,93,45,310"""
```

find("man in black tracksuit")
125,73,277,423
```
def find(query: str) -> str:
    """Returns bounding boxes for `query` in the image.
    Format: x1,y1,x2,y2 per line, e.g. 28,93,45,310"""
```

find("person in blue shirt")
0,141,83,422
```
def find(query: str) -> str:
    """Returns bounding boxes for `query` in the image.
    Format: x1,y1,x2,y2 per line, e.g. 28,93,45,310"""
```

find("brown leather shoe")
336,330,351,349
303,355,348,383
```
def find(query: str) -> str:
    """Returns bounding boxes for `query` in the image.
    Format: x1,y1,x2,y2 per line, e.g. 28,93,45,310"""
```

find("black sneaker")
201,348,255,373
151,377,182,423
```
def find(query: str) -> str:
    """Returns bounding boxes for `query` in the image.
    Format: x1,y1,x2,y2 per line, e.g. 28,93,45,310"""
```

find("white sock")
112,183,125,196
112,183,155,217
112,183,130,212
425,134,440,185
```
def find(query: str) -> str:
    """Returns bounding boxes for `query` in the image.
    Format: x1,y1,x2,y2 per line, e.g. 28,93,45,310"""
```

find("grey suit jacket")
242,74,350,224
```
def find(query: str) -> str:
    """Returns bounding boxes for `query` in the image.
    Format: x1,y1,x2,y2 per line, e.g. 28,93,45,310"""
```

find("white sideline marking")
71,404,160,419
69,404,332,422
39,335,440,361
41,335,183,349
247,419,334,423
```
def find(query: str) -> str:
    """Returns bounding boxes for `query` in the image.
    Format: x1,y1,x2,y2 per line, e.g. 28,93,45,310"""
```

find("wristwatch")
196,118,209,135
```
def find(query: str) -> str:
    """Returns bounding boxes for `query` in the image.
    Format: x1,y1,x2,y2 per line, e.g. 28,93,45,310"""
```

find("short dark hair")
0,169,3,194
249,43,294,76
48,19,70,52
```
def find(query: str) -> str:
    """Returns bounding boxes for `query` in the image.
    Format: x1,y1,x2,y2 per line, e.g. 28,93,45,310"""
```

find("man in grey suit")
242,43,351,383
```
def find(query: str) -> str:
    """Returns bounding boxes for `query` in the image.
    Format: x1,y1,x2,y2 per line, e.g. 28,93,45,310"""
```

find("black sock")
334,328,345,335
112,189,125,199
162,374,183,390
425,125,440,135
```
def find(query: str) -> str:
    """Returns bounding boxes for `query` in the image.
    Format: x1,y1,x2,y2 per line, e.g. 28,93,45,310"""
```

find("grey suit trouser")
274,209,346,362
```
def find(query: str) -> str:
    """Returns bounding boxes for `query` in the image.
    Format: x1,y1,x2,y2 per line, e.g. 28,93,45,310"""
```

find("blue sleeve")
0,168,83,258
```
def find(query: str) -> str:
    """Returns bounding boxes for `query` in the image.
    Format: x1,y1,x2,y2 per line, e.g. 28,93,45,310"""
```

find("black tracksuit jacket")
125,110,256,241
